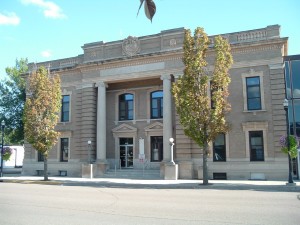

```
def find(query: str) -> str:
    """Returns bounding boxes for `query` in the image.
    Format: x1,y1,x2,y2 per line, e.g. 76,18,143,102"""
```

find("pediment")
112,123,137,133
144,122,163,132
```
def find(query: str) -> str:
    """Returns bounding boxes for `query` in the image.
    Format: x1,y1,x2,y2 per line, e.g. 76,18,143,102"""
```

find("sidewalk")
1,174,300,191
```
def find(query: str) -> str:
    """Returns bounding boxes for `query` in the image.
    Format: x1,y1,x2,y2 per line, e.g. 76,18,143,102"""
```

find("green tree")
0,58,28,144
172,27,233,185
24,67,61,181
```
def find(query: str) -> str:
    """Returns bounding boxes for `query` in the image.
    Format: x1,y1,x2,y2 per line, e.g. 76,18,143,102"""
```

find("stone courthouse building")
23,25,290,180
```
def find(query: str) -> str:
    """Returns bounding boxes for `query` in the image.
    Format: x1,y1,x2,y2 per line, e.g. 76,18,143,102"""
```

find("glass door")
120,138,133,168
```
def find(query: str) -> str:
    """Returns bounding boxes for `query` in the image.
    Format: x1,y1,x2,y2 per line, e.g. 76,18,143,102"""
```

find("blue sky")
1,0,299,80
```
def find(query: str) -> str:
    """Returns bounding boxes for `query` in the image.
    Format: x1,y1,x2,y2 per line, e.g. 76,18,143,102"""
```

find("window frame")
60,137,69,162
61,95,70,122
150,136,163,162
213,133,226,162
249,131,264,161
246,76,262,110
150,90,163,119
242,70,265,112
242,122,268,161
37,151,44,162
119,93,134,121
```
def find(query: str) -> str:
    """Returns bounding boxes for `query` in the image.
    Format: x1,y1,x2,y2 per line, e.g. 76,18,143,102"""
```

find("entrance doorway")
120,138,133,168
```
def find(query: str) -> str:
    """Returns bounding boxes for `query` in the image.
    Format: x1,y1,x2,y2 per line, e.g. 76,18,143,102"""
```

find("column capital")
160,74,172,81
95,81,108,88
173,74,182,80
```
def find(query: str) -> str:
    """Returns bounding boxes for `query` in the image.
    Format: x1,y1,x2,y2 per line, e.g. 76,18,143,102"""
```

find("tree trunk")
44,155,48,181
202,140,209,185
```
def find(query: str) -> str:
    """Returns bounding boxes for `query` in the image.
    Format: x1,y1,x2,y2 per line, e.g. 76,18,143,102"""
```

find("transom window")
119,93,134,121
249,131,264,161
61,95,70,122
151,91,163,119
246,77,261,110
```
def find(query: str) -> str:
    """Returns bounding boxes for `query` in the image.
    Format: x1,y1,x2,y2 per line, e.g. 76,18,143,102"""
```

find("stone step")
103,169,161,179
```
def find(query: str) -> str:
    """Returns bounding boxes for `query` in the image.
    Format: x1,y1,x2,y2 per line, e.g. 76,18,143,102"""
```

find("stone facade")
22,25,289,180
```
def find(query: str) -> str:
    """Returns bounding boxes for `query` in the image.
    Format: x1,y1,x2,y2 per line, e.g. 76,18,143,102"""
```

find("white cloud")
0,12,20,25
21,0,66,19
41,50,52,58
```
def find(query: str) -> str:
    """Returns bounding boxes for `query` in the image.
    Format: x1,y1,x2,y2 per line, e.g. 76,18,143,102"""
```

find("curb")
1,179,63,185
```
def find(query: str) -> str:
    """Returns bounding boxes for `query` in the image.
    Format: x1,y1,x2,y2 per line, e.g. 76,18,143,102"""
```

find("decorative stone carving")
90,51,97,58
170,39,176,47
249,68,255,75
122,36,140,57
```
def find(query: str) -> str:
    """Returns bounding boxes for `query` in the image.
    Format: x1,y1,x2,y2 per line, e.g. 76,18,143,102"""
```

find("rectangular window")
151,136,163,162
151,91,163,119
249,131,264,161
60,138,69,162
246,77,261,110
61,95,70,122
38,151,44,162
119,94,133,121
213,133,226,161
210,81,216,109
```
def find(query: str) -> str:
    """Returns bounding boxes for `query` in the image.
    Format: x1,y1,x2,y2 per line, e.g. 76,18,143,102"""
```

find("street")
0,182,299,225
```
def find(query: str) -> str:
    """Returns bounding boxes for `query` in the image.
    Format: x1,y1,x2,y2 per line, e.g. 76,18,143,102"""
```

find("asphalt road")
0,182,299,225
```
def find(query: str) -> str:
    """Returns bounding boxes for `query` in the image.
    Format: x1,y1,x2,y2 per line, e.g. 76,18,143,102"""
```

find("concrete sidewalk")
1,175,300,191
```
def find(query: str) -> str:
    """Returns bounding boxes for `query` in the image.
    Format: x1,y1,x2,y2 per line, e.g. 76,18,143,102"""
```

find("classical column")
96,81,107,162
161,75,173,161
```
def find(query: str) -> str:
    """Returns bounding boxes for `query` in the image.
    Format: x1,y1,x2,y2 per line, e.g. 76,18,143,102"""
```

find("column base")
164,163,178,180
94,161,109,177
81,164,95,179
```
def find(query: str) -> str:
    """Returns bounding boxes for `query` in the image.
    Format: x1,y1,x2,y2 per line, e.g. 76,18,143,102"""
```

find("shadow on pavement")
60,180,300,192
2,173,300,192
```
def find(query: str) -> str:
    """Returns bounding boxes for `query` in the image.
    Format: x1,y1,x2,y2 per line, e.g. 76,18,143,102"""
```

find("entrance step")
103,169,161,180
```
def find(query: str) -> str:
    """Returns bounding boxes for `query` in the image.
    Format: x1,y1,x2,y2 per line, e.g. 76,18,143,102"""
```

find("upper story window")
246,76,261,110
61,95,70,122
119,93,134,121
151,91,163,119
242,70,265,112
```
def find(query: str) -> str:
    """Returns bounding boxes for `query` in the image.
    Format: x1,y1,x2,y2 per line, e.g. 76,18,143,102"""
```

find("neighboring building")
284,55,300,178
23,25,289,180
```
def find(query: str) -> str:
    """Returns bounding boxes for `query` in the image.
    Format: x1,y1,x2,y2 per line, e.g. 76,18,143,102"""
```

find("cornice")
78,52,183,73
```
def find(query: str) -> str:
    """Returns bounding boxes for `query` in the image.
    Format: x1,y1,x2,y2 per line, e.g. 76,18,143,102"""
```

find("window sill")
58,121,71,125
115,118,163,125
243,109,266,114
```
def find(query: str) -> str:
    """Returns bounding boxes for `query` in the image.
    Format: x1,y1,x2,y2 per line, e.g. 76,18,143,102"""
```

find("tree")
279,135,298,159
137,0,156,22
172,27,233,185
0,58,28,144
24,67,61,181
